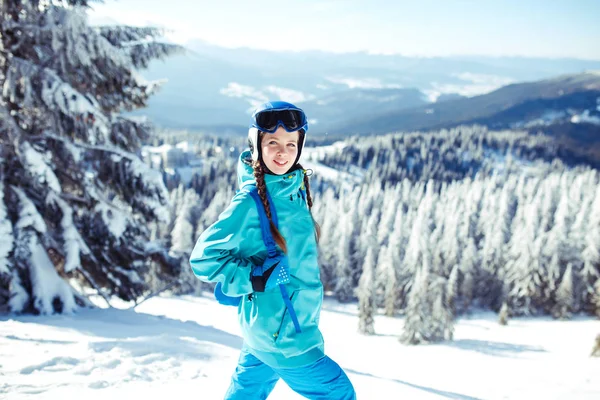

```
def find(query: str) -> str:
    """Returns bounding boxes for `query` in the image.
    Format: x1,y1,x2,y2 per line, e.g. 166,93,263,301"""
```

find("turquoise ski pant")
224,348,356,399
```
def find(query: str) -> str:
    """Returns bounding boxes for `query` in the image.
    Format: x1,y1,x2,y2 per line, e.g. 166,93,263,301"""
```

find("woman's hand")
251,254,290,292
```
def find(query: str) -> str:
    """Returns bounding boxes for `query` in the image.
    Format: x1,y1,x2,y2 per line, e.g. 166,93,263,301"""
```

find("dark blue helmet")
248,101,308,162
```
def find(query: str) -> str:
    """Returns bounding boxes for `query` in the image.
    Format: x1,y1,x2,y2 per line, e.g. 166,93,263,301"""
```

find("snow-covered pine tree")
401,264,430,345
553,263,574,319
170,188,198,254
431,275,454,341
335,189,360,302
0,180,13,311
581,185,600,313
0,0,182,313
311,187,340,290
460,237,479,309
567,172,592,256
546,253,562,309
357,210,379,335
446,264,459,315
170,187,204,295
498,301,509,325
376,245,394,316
382,203,404,315
401,255,454,344
439,192,461,277
504,182,544,315
478,178,514,310
357,246,376,335
194,182,235,237
402,182,435,303
376,187,398,247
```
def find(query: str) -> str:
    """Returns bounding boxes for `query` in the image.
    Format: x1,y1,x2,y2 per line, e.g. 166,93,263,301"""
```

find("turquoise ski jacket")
189,150,325,368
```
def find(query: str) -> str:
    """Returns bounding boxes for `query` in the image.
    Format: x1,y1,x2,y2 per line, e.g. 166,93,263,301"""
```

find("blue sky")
90,0,600,60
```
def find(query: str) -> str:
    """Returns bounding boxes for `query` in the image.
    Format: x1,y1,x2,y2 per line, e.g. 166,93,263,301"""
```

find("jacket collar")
238,150,304,198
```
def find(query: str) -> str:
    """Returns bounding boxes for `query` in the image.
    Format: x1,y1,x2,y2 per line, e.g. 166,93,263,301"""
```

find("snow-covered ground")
1,295,599,400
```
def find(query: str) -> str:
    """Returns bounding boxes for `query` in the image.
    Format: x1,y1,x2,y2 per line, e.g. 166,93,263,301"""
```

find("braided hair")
251,133,321,253
297,162,321,241
252,159,288,253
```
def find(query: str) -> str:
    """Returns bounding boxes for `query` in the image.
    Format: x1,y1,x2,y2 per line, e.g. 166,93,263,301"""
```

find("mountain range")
137,41,600,148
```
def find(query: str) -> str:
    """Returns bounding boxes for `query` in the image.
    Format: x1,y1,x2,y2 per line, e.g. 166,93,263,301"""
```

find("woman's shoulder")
230,188,257,208
215,189,259,222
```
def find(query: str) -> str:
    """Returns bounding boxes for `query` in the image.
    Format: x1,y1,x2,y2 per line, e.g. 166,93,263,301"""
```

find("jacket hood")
237,150,305,198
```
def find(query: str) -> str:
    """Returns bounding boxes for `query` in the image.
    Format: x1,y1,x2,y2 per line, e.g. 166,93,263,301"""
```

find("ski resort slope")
1,295,598,400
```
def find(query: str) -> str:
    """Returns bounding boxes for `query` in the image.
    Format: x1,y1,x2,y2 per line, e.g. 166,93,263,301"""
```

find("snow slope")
1,295,599,400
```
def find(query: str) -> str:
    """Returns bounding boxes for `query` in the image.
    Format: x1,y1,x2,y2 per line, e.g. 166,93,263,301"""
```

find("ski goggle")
251,108,308,133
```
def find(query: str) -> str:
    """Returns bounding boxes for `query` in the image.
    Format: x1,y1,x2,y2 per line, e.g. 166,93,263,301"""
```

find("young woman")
190,101,355,399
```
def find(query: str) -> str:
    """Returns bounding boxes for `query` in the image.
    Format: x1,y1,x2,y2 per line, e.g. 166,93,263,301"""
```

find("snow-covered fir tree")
312,187,340,290
401,258,453,344
357,210,379,335
382,204,404,315
0,0,181,313
0,181,13,310
401,264,431,345
335,190,360,302
446,264,459,315
170,188,199,254
581,185,600,313
552,263,574,319
498,301,510,325
357,246,376,335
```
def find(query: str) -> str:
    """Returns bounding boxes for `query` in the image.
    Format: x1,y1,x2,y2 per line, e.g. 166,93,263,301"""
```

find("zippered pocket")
274,286,324,358
240,289,287,353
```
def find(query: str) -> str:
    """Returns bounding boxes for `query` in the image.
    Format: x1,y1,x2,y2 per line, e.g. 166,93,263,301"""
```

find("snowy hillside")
1,295,599,400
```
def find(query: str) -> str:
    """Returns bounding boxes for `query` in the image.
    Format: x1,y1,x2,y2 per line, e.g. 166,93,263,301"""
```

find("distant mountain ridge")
333,71,600,135
136,42,600,134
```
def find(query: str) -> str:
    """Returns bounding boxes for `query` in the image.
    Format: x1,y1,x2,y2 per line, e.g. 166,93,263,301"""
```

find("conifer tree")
553,263,574,319
0,0,182,313
358,246,376,335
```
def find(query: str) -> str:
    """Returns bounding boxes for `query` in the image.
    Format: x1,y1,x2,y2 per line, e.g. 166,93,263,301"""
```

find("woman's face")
260,127,300,175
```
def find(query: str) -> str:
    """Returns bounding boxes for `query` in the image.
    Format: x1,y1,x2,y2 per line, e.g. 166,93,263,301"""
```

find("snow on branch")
110,116,152,151
46,192,91,273
94,200,132,239
127,71,166,99
129,156,170,223
109,155,170,223
46,6,130,69
5,57,111,142
8,272,29,312
12,187,47,234
127,41,184,69
19,141,62,193
0,182,13,274
113,266,142,286
95,25,167,47
26,233,77,314
10,186,77,314
43,131,136,160
41,72,101,117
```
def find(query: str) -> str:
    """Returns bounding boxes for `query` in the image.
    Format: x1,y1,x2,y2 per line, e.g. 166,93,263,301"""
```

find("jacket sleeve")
189,193,256,297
